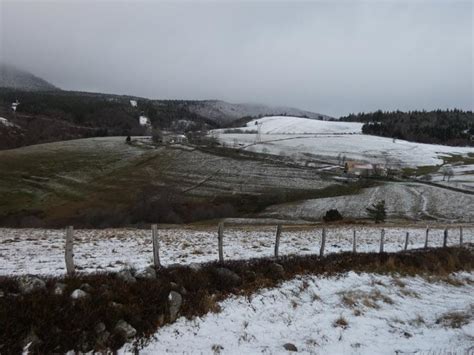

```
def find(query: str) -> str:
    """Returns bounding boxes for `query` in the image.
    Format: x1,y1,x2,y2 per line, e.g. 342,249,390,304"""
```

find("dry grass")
211,344,224,354
340,292,358,308
391,277,406,288
339,288,394,311
333,316,349,329
436,308,473,328
425,275,466,286
398,288,420,298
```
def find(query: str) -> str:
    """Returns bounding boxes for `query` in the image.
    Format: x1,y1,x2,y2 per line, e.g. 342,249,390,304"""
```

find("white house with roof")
11,100,19,112
139,115,151,127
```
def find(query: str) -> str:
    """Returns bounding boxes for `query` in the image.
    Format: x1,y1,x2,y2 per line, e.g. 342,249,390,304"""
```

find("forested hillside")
0,89,216,149
340,110,473,146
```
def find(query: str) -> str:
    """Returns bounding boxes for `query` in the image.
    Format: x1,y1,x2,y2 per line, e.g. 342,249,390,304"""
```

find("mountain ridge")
0,63,59,91
186,99,333,123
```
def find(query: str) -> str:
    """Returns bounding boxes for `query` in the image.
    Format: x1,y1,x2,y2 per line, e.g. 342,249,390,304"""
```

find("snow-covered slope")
215,116,474,167
263,183,474,222
0,63,58,91
235,116,362,134
123,272,474,354
188,100,333,124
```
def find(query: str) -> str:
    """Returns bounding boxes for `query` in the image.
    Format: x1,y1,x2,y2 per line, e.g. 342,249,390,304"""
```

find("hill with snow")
187,100,333,124
215,116,474,167
235,116,362,134
0,64,58,91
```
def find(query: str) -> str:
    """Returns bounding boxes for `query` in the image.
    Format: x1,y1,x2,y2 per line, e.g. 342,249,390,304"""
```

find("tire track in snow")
406,185,438,220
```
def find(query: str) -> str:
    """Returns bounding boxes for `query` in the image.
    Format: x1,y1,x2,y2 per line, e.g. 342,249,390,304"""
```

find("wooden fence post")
404,232,409,251
379,229,385,253
424,227,429,248
274,224,282,258
352,230,357,253
459,227,463,246
443,228,448,247
65,226,75,276
320,228,326,257
218,222,224,263
152,224,161,268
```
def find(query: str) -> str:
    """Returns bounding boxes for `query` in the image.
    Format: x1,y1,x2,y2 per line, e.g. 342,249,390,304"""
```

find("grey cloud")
1,0,472,116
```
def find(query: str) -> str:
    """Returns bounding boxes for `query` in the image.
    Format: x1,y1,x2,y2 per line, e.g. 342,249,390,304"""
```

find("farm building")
163,134,187,145
139,115,151,127
344,161,386,176
11,100,19,112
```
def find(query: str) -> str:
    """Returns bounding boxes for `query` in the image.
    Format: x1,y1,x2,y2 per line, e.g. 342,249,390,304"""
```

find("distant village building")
130,100,138,107
11,100,19,112
163,134,187,145
139,115,151,127
344,161,387,177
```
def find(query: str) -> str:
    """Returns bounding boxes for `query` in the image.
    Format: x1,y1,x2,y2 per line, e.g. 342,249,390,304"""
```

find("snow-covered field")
263,182,474,222
0,226,471,276
215,116,474,167
122,271,474,354
221,116,363,135
431,164,474,191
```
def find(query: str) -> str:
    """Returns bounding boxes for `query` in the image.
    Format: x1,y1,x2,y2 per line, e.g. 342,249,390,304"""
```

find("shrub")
366,200,386,223
323,209,343,222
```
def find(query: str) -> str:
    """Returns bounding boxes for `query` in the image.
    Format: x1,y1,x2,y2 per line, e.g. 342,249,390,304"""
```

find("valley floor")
121,271,474,354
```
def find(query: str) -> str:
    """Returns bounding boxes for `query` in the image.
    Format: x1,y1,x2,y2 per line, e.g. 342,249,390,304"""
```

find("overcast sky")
1,0,472,117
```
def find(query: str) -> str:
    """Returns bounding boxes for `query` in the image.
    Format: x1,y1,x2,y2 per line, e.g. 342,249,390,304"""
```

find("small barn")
163,134,187,145
344,161,386,176
139,115,151,127
11,100,19,112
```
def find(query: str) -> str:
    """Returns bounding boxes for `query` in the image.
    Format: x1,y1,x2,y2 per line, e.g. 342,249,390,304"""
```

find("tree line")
340,109,473,146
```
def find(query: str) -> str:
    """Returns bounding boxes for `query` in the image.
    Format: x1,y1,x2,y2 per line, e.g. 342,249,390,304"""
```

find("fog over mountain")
1,0,472,116
0,63,58,91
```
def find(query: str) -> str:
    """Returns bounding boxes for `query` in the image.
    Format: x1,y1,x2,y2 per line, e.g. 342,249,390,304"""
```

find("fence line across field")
62,224,469,275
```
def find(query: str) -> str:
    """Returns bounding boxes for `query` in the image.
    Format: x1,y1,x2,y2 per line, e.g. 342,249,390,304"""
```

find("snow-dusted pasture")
263,182,474,222
431,164,474,191
121,272,474,354
223,116,363,135
215,116,474,167
0,226,472,276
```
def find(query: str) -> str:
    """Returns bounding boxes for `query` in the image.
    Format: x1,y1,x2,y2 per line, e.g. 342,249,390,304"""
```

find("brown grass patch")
399,288,420,298
333,316,349,329
436,309,472,328
391,277,406,288
339,288,393,310
425,275,466,286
